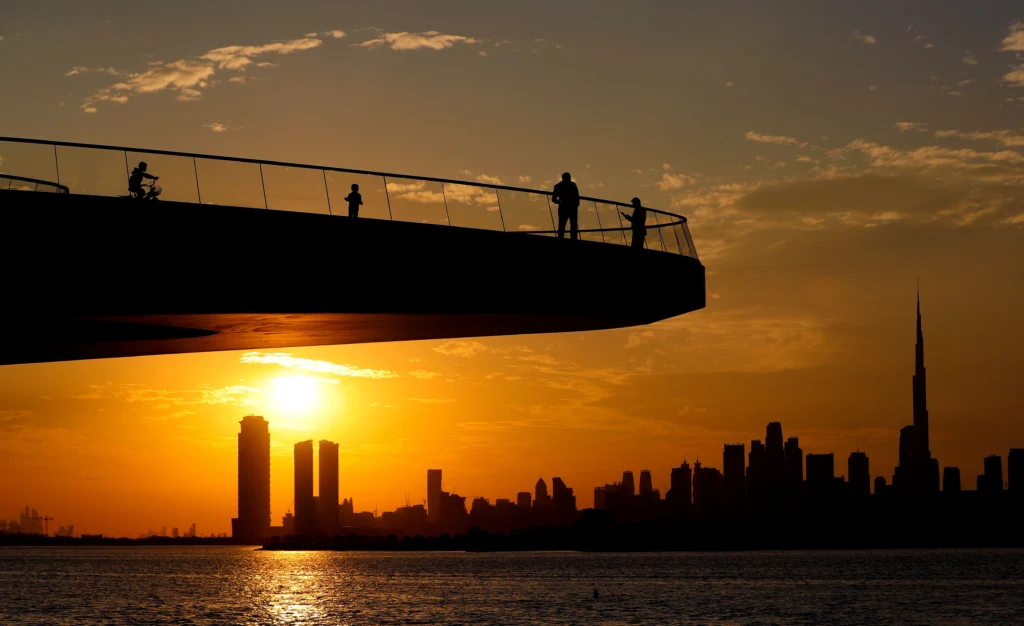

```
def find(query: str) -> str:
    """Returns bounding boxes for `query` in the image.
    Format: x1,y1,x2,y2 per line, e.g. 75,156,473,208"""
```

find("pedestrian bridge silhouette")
0,136,705,365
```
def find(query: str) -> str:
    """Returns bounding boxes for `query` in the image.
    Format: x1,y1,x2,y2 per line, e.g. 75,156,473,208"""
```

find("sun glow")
268,375,322,416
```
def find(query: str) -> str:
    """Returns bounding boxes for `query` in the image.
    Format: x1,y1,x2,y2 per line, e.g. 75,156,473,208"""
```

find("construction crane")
41,516,54,537
60,525,74,538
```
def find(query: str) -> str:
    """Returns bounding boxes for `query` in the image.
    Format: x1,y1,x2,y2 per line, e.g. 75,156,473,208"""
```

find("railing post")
323,169,332,216
53,145,60,189
259,163,269,209
672,221,684,256
382,176,394,220
592,201,605,243
123,151,130,190
193,157,202,204
440,183,451,226
545,197,556,230
494,189,506,232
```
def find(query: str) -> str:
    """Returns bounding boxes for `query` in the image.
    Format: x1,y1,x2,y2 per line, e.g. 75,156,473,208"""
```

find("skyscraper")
534,478,551,508
913,291,930,462
784,437,803,485
848,451,870,498
723,443,746,513
639,470,653,496
294,440,314,535
233,415,270,541
318,440,339,534
668,461,692,506
516,491,532,509
622,471,635,497
894,291,939,494
551,477,576,523
427,469,443,523
983,455,1003,493
806,453,835,498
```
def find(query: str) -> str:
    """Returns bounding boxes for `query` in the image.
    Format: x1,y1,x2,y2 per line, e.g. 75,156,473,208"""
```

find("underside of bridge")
0,190,705,365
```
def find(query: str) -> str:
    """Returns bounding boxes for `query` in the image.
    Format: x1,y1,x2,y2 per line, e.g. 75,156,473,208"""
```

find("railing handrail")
0,173,69,194
0,135,685,221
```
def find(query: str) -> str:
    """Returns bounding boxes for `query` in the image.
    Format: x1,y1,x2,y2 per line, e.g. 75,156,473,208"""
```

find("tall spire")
912,286,929,460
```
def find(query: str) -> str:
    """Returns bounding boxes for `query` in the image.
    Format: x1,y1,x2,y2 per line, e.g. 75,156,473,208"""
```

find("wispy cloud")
409,370,442,380
934,129,1024,148
433,340,491,357
852,31,878,45
71,35,327,112
240,352,397,378
962,54,978,66
657,172,696,190
65,66,120,77
406,397,456,404
895,121,928,133
358,31,480,51
745,131,807,147
203,122,228,133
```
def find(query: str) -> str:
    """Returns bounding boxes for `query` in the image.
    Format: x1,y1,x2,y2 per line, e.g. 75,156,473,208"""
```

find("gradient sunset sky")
2,1,1023,537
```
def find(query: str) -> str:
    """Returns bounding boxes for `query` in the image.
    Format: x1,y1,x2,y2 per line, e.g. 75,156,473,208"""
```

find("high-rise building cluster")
229,294,1023,542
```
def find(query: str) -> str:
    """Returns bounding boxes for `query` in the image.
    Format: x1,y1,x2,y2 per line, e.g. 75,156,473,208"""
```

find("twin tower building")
232,416,340,541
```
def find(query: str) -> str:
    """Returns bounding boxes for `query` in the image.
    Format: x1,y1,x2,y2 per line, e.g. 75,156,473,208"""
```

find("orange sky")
1,1,1023,536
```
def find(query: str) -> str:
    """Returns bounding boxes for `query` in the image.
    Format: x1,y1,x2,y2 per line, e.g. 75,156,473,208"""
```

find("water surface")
1,547,1023,624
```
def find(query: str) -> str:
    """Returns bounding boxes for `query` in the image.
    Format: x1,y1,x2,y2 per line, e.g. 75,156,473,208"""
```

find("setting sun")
268,375,322,417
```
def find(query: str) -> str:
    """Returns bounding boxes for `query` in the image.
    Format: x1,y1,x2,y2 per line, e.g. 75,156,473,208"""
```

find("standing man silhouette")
551,172,580,240
621,197,647,249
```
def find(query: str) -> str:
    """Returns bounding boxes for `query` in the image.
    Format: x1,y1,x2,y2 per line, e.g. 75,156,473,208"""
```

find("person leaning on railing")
621,197,647,249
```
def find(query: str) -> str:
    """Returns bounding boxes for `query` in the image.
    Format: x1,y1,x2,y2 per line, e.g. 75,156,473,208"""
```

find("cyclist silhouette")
128,162,158,200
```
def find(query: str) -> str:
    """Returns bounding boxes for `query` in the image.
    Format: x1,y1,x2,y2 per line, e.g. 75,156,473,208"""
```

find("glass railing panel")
192,157,263,208
653,213,682,255
576,201,604,243
54,146,126,197
385,177,448,225
325,172,390,220
443,183,504,231
682,222,698,259
261,165,329,215
124,152,201,204
498,189,555,235
596,202,628,245
0,140,59,189
672,222,692,257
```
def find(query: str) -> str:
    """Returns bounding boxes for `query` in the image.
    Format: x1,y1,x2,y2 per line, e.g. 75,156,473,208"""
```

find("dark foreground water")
1,548,1023,624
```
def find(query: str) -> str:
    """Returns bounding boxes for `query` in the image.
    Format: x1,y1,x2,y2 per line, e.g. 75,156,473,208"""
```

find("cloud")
657,172,696,190
914,34,935,49
934,129,1024,148
409,370,442,380
324,30,346,39
895,121,927,133
433,340,491,357
852,31,878,45
406,397,456,404
240,351,397,378
518,175,532,184
358,31,480,51
962,54,978,66
475,174,504,185
724,81,734,87
845,138,1024,170
203,122,227,133
65,66,120,77
745,131,807,147
1001,21,1024,52
73,35,325,112
1004,65,1024,87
